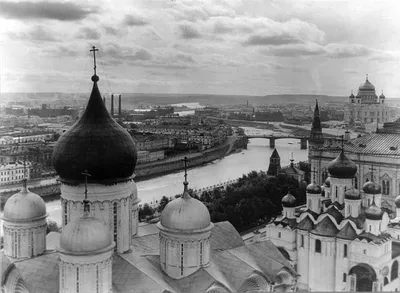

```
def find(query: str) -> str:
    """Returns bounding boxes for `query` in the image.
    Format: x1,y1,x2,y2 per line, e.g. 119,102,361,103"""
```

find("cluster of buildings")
0,69,298,293
0,161,31,186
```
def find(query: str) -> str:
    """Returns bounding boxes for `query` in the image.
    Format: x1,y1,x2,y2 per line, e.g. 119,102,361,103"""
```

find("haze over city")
1,0,400,96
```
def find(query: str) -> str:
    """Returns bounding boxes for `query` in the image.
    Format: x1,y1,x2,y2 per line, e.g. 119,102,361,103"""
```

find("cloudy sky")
1,0,400,96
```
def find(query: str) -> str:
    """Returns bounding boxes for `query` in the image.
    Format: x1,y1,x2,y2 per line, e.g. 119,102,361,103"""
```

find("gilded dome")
159,183,211,232
359,77,375,91
327,151,357,179
395,195,400,208
365,202,383,220
52,76,137,183
2,186,47,221
362,181,381,195
306,182,321,194
282,190,296,207
59,204,114,253
344,188,360,200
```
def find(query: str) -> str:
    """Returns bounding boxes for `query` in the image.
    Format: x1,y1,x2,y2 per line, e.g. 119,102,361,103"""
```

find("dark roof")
336,223,358,240
52,80,137,183
327,150,357,179
357,232,391,244
332,201,345,211
303,209,319,220
346,216,365,229
274,217,297,229
270,148,280,158
311,216,339,237
296,216,314,231
210,221,245,251
326,206,344,224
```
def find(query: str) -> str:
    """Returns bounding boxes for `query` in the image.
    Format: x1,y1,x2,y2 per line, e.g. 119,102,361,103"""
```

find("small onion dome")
159,182,212,232
282,190,296,208
59,202,114,254
306,182,321,194
359,77,375,91
349,92,355,98
395,195,400,208
2,186,47,221
324,177,331,187
345,188,360,200
327,151,357,179
380,92,386,99
362,181,381,195
365,203,383,221
52,77,137,183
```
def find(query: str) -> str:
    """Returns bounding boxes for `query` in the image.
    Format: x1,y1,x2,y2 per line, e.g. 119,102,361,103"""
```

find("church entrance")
349,263,377,292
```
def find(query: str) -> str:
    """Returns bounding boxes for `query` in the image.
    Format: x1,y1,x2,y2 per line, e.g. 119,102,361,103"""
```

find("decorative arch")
391,261,398,281
239,272,270,293
206,281,230,293
349,263,377,292
382,174,391,195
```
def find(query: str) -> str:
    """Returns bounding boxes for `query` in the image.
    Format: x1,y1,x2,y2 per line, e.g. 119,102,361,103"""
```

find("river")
41,126,308,225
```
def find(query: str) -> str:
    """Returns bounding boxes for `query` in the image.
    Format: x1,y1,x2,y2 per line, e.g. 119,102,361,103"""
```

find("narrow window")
200,242,203,265
363,249,367,254
113,202,118,248
64,202,68,226
76,267,80,293
344,244,348,258
96,266,99,293
315,239,321,253
180,243,184,275
343,273,347,282
278,232,281,238
300,235,304,248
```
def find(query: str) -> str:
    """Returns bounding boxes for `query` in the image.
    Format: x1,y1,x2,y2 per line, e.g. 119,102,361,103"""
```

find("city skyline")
1,0,400,96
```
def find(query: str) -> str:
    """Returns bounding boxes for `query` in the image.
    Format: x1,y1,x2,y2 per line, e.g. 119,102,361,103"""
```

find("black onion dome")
362,181,381,195
327,151,357,179
365,203,383,220
395,195,400,208
345,188,360,200
52,79,137,183
306,182,321,194
282,191,296,208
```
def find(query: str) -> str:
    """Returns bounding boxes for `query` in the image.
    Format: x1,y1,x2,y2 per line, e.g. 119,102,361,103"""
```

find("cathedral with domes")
0,49,297,293
264,99,400,291
344,75,395,126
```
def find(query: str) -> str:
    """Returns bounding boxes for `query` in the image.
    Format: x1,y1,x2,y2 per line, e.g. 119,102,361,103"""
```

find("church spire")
181,156,190,198
310,99,324,146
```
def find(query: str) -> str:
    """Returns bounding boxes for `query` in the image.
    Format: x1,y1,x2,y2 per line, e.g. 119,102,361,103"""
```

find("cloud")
123,12,149,26
40,44,82,58
0,1,98,21
8,25,60,42
244,34,302,46
102,43,152,63
178,22,203,39
76,27,101,40
261,43,325,57
324,43,372,58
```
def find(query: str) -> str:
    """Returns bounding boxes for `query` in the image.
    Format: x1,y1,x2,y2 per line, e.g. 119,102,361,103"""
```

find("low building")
0,161,31,185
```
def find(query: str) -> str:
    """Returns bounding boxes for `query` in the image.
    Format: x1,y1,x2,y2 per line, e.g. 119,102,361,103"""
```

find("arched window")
344,244,348,258
278,232,281,238
113,202,118,248
180,243,184,276
391,261,398,281
354,176,358,189
343,273,347,282
382,179,390,195
300,235,304,248
315,239,321,253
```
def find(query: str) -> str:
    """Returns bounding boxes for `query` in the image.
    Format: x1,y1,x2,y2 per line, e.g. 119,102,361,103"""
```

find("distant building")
280,159,305,183
0,161,31,185
344,75,395,125
267,148,281,176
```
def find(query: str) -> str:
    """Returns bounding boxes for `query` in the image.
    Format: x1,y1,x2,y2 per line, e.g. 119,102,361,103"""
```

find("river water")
41,126,308,225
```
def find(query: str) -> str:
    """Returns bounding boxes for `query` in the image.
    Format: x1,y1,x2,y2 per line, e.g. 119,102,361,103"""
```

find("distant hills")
0,92,379,108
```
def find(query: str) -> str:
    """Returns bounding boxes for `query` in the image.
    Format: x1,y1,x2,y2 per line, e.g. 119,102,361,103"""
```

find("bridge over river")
245,134,308,149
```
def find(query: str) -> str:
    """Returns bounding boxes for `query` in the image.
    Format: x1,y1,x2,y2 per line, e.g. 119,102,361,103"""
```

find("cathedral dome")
324,177,331,187
395,195,400,208
60,204,113,253
306,182,321,194
160,183,211,232
282,190,296,207
365,203,383,221
362,181,381,195
344,188,360,200
52,76,137,183
359,77,375,91
380,92,386,99
3,186,47,221
327,151,357,179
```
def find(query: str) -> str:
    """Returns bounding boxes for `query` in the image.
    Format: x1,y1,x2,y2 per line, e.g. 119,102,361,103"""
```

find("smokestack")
111,94,114,117
118,95,122,117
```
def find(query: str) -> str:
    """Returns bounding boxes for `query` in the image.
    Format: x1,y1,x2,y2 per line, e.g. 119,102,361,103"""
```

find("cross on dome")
340,134,345,151
90,46,99,82
311,167,318,183
181,156,190,184
22,155,28,190
81,169,91,212
369,165,375,182
366,74,368,81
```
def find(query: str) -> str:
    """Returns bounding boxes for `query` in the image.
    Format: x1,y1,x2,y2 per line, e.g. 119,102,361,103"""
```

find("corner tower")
52,47,139,253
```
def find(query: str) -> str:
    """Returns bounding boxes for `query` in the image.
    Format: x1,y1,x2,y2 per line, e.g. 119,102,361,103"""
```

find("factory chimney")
118,94,122,117
111,94,114,117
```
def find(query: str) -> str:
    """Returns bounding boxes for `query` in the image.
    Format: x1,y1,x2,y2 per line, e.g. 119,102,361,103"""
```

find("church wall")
308,235,336,291
334,239,351,291
296,231,310,290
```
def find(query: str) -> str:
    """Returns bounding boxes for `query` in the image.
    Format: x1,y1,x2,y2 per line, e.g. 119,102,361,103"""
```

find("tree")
46,219,61,234
139,203,155,221
158,196,170,213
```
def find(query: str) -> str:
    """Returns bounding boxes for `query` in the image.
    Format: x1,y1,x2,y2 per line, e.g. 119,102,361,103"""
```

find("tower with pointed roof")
267,148,281,176
2,161,47,260
157,157,214,279
52,46,139,254
309,99,324,148
58,170,115,293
